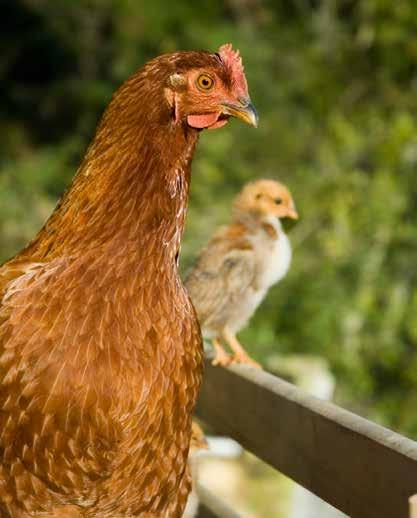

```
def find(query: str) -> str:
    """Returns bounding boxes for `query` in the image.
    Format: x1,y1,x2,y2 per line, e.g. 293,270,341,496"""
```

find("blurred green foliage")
1,0,417,436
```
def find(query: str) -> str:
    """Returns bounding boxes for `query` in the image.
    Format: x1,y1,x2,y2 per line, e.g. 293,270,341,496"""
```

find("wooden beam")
196,484,242,518
196,359,417,518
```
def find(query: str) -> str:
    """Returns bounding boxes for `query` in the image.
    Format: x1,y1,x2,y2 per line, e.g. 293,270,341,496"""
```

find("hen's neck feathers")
20,57,201,265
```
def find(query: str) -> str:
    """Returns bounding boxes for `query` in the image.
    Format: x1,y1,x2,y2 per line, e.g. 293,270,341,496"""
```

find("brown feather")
0,48,252,517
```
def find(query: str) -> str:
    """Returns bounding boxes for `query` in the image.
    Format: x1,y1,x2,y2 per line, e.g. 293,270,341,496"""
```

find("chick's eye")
274,198,283,205
196,74,214,92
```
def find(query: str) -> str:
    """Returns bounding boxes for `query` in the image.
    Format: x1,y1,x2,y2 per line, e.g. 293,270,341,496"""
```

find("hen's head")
163,43,257,130
234,179,298,220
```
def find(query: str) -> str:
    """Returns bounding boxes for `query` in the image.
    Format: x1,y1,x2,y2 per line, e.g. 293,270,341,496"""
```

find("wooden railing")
195,358,417,518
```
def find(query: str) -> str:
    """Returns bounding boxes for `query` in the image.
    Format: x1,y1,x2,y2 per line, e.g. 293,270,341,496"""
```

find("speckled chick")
186,179,298,368
0,44,256,517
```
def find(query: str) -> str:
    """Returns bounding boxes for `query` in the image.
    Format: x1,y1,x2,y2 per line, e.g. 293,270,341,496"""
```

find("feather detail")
0,44,254,516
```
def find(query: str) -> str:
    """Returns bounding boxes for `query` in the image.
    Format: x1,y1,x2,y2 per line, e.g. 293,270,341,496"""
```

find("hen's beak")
221,99,258,128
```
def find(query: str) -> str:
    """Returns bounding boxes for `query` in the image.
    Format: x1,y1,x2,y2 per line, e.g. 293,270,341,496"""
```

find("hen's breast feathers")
0,253,202,514
0,157,202,516
0,44,257,516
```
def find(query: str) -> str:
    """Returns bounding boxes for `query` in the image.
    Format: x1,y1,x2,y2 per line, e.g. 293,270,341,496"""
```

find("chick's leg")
211,337,231,367
222,327,261,368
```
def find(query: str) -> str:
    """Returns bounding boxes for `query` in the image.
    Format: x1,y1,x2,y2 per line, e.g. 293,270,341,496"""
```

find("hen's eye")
196,74,214,92
274,198,283,205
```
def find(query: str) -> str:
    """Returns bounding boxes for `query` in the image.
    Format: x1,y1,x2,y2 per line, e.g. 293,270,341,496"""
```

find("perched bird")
186,179,297,368
0,44,256,517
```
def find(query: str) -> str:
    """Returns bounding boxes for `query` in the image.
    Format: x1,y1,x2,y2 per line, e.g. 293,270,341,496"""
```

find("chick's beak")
221,99,258,128
287,205,299,220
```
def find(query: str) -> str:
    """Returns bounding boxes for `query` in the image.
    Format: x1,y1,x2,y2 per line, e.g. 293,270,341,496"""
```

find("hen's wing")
185,244,256,330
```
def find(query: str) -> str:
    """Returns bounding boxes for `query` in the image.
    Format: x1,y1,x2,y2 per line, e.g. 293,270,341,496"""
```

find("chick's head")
234,179,298,220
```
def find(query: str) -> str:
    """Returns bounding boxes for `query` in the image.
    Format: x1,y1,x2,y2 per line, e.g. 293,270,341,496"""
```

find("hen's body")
0,45,256,515
0,47,256,516
0,249,200,516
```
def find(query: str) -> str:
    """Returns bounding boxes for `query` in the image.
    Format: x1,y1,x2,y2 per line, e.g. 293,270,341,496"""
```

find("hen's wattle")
0,46,255,517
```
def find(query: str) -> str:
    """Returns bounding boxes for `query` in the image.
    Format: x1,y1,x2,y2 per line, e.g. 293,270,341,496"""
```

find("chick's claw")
211,339,232,367
231,351,262,369
222,328,262,369
212,351,232,367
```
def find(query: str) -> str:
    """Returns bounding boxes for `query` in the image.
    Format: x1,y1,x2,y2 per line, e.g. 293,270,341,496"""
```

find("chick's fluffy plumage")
186,180,298,367
0,45,254,517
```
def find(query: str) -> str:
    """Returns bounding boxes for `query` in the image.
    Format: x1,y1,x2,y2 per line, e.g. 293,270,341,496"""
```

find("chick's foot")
231,350,262,369
211,338,232,367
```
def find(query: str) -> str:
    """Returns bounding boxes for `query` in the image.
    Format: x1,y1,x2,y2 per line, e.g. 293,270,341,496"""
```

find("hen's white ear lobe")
169,73,187,88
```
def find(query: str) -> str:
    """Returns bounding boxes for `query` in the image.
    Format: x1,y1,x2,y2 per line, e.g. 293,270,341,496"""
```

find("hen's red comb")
218,43,249,99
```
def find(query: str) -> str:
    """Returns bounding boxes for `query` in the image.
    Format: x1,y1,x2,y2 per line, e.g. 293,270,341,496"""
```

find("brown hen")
0,45,256,517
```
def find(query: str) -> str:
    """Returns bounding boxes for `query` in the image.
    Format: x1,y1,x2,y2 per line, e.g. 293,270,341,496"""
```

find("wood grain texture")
196,359,417,518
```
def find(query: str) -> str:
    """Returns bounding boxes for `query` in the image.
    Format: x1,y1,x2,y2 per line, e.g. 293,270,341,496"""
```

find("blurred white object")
409,494,417,518
183,435,243,517
292,487,346,518
205,437,243,459
182,488,199,518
